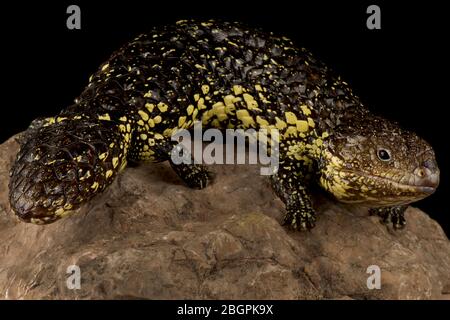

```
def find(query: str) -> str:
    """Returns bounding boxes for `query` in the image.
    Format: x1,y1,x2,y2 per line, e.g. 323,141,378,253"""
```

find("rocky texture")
0,135,449,300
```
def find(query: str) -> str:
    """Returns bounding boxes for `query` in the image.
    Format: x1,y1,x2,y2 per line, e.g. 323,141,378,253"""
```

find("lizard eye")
377,148,391,161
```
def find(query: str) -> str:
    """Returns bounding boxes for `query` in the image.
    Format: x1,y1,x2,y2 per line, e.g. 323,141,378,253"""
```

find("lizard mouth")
370,175,436,194
327,169,439,206
343,169,439,195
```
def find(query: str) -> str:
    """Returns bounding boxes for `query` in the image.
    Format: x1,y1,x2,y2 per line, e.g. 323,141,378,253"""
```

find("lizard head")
318,115,440,206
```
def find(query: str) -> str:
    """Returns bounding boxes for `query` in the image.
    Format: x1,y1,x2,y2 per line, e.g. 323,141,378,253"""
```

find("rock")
0,135,449,300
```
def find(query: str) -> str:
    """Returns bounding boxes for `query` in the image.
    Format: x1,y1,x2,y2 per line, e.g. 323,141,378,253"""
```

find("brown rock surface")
0,135,449,299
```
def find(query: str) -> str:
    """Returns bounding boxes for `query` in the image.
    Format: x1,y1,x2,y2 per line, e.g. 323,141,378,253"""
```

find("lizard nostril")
413,161,440,190
416,169,425,177
414,166,432,179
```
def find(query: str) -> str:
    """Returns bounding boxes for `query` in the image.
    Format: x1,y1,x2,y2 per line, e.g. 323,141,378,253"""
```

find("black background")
1,1,448,236
0,299,446,318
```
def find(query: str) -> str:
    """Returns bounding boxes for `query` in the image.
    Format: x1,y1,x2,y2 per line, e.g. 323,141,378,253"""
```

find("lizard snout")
413,159,440,193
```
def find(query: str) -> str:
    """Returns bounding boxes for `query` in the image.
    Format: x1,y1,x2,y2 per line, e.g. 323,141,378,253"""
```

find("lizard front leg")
168,141,211,189
169,160,211,189
270,158,316,231
369,205,408,229
137,136,211,190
